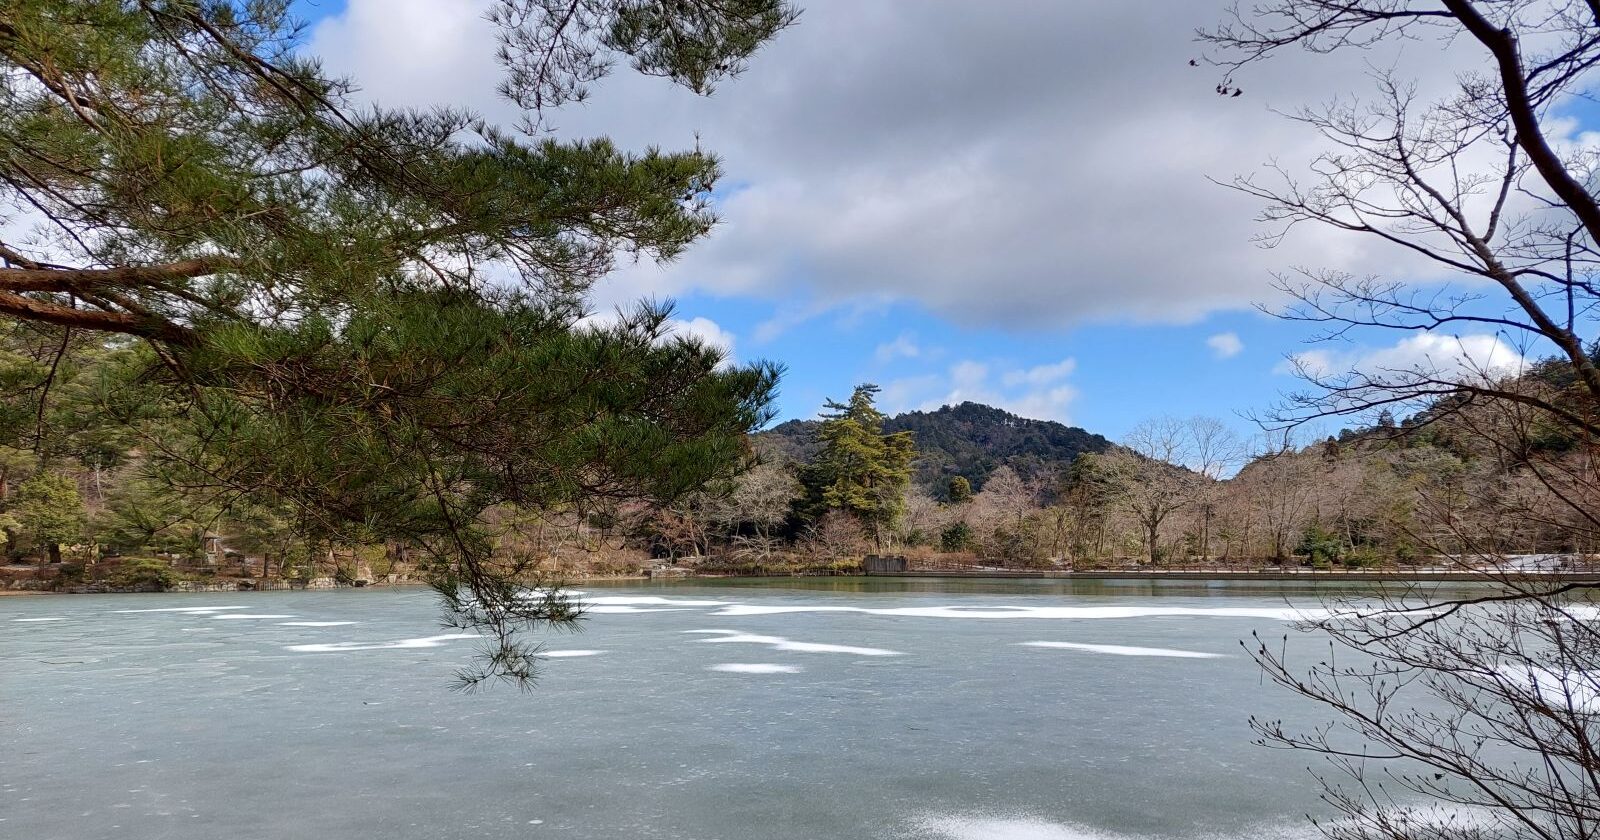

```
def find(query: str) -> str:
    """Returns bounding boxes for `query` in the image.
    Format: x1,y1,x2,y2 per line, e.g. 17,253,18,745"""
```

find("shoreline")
1,576,654,596
9,567,1598,595
860,569,1600,583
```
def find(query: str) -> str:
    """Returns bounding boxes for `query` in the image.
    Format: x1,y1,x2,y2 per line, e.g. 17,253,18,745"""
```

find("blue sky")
686,293,1311,437
290,0,1584,442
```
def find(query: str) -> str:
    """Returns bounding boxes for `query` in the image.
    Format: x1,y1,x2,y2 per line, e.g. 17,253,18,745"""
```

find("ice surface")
5,583,1421,840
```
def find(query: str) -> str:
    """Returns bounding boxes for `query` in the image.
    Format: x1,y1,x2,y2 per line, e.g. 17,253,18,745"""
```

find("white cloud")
948,360,990,394
1001,358,1077,387
1279,333,1526,383
308,0,1491,331
878,374,943,413
874,332,922,363
1206,332,1244,359
310,1,500,112
882,357,1081,423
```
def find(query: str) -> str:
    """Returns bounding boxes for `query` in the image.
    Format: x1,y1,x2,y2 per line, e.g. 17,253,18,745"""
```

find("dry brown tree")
1205,1,1600,835
1106,416,1240,564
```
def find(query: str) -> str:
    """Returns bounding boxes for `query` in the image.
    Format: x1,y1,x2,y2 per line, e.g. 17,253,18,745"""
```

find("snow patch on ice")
707,663,801,674
585,596,729,607
1019,641,1226,659
211,614,296,620
911,808,1508,840
542,649,605,658
286,633,480,653
114,606,248,614
1547,604,1600,621
685,629,902,656
911,813,1319,840
710,605,1331,621
911,815,1120,840
585,605,694,614
1498,663,1600,712
11,617,65,622
277,621,357,627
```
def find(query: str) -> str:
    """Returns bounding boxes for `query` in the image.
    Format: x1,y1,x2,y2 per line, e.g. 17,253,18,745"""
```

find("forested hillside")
761,402,1112,496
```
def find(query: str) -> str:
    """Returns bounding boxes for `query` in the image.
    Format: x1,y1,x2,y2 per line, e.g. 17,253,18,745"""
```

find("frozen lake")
1,578,1442,839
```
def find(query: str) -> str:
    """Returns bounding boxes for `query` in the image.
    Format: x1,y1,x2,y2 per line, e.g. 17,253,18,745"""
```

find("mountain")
757,401,1113,495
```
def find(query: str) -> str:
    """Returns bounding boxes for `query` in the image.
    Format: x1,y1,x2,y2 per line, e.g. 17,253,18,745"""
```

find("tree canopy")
0,0,795,687
801,384,915,549
10,470,85,562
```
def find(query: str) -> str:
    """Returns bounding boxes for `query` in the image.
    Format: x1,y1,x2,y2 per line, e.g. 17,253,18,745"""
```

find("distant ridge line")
756,400,1113,495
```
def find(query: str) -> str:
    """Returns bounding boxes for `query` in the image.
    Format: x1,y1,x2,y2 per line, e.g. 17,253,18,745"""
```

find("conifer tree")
947,475,973,504
9,471,85,563
0,0,795,687
805,384,916,550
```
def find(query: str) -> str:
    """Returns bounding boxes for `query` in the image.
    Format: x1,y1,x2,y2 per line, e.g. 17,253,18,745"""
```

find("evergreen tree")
9,471,86,563
947,475,973,504
0,0,795,687
803,385,916,549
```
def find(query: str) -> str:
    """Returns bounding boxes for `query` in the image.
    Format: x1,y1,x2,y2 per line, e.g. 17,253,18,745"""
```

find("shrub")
105,557,178,590
1343,546,1383,569
940,521,973,552
1297,522,1347,566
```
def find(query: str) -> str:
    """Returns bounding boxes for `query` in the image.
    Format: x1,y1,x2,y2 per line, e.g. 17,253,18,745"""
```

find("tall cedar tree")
0,0,795,688
805,385,915,550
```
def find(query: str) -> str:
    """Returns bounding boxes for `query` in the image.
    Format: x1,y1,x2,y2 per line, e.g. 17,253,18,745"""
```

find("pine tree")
805,385,916,550
0,0,795,687
10,471,85,563
947,476,973,503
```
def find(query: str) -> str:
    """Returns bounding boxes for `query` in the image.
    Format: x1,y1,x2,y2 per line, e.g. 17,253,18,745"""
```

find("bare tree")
1108,416,1241,564
1203,2,1600,835
1108,418,1204,564
1251,582,1600,840
1205,0,1600,433
974,466,1036,531
972,466,1045,566
1191,416,1247,558
898,487,946,548
1240,431,1322,561
723,460,802,542
800,510,866,561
